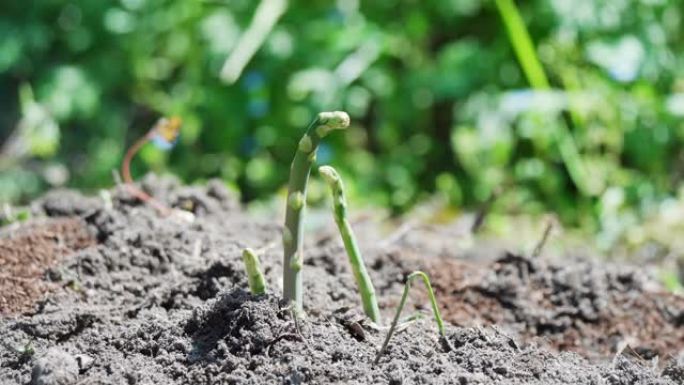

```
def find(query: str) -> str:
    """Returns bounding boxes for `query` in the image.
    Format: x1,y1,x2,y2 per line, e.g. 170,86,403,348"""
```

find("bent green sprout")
282,111,350,314
242,248,267,295
319,165,381,323
374,271,445,365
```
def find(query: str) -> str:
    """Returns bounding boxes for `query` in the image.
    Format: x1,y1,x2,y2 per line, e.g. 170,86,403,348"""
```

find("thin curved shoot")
282,111,350,314
319,165,380,323
121,116,182,215
242,248,267,295
374,271,445,365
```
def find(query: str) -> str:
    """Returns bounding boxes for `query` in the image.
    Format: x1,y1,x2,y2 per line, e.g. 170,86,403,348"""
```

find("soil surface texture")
1,176,682,385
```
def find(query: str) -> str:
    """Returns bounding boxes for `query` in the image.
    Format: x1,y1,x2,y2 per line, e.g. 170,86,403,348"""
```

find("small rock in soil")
30,348,78,385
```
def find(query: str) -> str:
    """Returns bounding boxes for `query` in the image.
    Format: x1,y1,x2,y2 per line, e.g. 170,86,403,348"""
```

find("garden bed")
1,177,682,384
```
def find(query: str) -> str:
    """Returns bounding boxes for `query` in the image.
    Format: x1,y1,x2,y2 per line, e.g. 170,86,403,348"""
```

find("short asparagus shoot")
282,111,350,314
319,165,380,323
242,248,267,295
374,271,445,365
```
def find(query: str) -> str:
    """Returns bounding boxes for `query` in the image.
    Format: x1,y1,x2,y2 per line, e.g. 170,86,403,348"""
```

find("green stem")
494,0,596,196
374,271,444,365
319,165,381,323
282,111,350,314
494,0,549,90
242,248,267,295
219,0,287,84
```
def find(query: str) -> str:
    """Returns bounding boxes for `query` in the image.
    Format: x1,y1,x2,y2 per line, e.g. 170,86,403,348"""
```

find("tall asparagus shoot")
242,248,267,295
282,111,350,314
374,271,445,365
319,165,381,323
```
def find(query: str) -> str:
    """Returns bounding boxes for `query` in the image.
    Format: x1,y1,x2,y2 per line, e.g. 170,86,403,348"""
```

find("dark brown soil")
0,176,682,384
0,217,95,315
425,254,684,363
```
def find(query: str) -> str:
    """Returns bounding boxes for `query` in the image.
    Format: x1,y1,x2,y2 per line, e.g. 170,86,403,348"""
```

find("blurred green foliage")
2,0,684,247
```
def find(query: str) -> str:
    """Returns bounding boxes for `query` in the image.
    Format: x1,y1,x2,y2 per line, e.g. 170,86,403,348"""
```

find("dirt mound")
0,179,682,384
426,253,684,363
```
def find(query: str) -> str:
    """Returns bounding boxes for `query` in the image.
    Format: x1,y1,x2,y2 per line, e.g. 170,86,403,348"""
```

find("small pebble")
31,348,79,385
75,354,94,372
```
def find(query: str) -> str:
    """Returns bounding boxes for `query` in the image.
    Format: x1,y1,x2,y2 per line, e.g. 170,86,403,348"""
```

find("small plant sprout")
242,248,267,295
319,165,381,323
121,116,182,215
374,271,445,365
282,111,351,314
11,340,34,358
531,218,554,259
0,203,30,226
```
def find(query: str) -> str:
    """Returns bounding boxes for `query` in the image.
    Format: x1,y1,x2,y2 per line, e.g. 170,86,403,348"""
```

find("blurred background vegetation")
2,0,684,262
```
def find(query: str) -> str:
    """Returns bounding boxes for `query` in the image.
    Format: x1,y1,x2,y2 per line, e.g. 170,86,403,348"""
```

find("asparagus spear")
319,165,380,323
282,111,350,314
242,248,267,295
